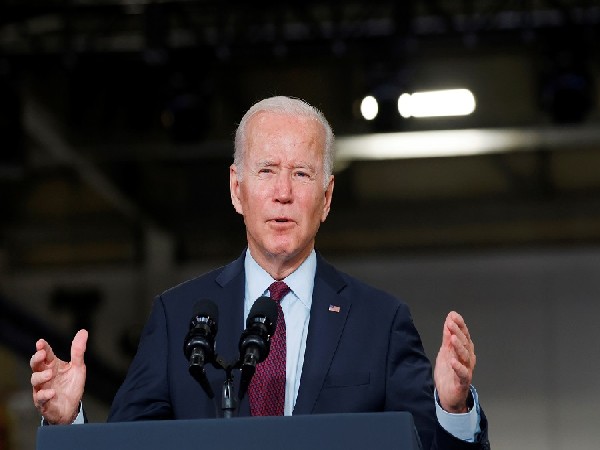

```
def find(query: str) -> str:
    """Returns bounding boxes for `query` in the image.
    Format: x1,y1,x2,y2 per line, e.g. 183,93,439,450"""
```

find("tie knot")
269,281,290,302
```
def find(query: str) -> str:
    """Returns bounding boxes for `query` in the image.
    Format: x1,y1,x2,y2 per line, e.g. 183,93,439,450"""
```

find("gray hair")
233,96,335,188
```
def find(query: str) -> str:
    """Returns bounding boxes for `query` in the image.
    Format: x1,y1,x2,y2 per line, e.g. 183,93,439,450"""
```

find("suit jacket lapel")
293,253,348,415
214,252,246,363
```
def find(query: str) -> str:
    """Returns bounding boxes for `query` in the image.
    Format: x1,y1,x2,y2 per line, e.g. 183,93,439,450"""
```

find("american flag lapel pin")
328,304,341,313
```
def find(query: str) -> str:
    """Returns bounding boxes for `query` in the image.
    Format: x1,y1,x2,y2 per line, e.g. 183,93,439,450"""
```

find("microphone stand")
221,366,237,419
210,355,241,419
188,350,257,419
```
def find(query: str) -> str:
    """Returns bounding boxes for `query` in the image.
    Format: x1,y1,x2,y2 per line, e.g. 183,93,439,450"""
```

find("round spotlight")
360,95,379,121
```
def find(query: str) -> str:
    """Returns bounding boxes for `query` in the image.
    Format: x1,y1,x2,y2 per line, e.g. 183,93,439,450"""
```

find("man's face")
230,111,334,273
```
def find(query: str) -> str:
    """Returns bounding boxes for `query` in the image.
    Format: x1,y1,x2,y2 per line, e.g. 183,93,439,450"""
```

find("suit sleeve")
386,303,490,450
108,296,174,422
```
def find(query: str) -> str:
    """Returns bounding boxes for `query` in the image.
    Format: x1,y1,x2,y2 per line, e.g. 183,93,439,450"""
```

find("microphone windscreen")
248,296,278,332
192,299,218,322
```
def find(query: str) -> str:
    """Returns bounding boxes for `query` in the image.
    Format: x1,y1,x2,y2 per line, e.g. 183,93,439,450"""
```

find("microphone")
183,299,218,399
237,297,278,400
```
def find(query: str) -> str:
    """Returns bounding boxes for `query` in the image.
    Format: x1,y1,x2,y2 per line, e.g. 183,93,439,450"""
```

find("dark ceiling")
2,0,600,269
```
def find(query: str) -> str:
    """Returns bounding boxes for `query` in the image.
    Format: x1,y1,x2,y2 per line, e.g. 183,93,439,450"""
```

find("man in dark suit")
31,96,490,450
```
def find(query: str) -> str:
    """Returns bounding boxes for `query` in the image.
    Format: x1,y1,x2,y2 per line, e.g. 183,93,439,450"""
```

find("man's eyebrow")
255,159,277,168
252,160,318,173
293,162,316,171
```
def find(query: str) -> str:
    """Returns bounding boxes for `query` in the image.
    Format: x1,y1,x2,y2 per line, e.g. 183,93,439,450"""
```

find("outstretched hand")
30,329,88,424
434,311,476,413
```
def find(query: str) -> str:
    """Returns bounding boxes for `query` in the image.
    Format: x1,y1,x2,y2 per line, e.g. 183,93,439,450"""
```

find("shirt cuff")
435,386,481,442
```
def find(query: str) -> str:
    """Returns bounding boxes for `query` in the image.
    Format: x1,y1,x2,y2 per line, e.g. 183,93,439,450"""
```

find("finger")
31,369,54,388
30,349,51,372
450,358,472,386
30,350,43,370
447,318,473,352
36,339,57,364
33,388,56,406
450,335,471,364
447,311,472,342
35,338,48,352
70,329,88,367
450,335,476,373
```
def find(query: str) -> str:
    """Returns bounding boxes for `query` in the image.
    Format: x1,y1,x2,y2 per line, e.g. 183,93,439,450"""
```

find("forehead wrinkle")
245,113,326,174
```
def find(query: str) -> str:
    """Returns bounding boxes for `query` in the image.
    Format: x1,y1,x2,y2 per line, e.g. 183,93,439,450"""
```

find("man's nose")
273,172,292,202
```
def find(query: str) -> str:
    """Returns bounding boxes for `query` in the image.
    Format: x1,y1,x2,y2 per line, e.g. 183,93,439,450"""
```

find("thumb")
70,329,88,367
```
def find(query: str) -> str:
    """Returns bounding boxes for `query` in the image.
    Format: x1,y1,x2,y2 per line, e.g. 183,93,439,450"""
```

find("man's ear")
230,164,244,215
321,175,334,222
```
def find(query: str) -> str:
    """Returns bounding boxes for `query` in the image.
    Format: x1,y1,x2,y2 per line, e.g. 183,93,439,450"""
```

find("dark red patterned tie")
248,281,290,416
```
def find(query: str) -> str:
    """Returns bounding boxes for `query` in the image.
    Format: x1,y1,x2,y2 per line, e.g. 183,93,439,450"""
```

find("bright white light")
335,126,600,162
360,95,379,121
398,88,476,118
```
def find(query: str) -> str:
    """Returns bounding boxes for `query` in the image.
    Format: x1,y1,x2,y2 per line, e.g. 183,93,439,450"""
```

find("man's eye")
295,171,309,178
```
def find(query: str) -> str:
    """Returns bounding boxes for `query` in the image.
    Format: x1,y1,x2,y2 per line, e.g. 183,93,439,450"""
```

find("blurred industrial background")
1,1,600,449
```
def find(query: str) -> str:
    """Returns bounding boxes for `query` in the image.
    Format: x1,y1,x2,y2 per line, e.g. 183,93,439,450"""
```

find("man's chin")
264,243,307,262
249,235,312,262
265,246,295,259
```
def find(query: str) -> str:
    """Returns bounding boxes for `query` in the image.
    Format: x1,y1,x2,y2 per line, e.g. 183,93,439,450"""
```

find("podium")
36,412,422,450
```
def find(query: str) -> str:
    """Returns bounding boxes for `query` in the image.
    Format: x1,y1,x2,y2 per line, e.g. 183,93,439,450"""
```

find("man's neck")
248,247,313,280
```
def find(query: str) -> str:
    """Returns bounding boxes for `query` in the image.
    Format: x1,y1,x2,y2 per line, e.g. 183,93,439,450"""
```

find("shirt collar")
245,249,316,311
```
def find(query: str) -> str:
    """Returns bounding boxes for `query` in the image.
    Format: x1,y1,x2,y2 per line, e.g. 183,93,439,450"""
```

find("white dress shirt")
244,249,314,415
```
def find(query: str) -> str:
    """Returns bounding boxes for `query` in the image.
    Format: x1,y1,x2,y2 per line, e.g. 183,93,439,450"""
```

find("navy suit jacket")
108,251,489,450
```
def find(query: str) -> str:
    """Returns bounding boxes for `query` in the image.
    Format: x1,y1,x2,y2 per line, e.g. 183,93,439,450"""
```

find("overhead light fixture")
398,88,476,118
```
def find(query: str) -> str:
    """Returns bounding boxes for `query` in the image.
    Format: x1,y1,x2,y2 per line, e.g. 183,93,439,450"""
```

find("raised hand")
433,311,476,413
30,329,88,424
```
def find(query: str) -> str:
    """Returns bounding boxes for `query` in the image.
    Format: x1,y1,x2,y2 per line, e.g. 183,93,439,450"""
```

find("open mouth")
271,217,293,225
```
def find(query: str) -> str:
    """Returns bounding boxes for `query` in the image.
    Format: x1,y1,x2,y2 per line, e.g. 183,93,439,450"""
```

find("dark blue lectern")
36,412,422,450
